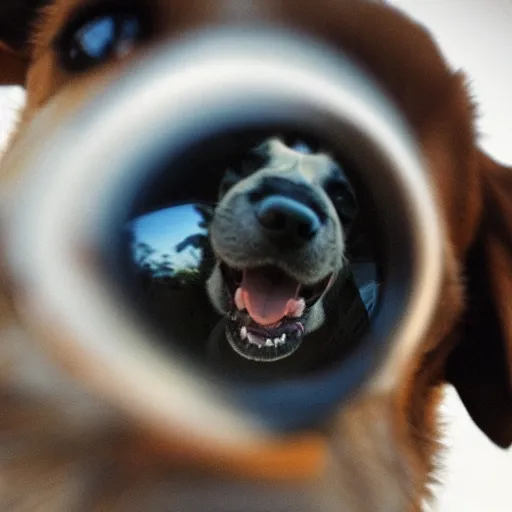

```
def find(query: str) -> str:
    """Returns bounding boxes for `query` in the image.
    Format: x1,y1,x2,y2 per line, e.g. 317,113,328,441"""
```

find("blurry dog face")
207,137,357,361
1,0,512,510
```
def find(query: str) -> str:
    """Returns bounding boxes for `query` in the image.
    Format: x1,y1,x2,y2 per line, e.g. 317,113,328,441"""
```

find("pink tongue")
241,268,299,326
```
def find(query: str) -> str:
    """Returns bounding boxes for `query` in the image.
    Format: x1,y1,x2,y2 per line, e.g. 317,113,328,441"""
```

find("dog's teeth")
265,339,273,347
234,288,245,310
281,334,286,342
247,332,260,346
240,327,247,340
274,338,281,345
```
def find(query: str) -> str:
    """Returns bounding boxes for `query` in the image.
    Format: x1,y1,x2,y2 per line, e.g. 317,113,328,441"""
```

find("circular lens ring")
5,28,442,439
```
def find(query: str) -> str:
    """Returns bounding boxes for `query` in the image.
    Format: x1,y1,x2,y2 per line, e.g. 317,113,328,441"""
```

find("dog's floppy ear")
446,152,512,448
0,1,47,85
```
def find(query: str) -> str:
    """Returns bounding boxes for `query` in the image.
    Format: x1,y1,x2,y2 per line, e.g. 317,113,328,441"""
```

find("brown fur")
0,1,511,510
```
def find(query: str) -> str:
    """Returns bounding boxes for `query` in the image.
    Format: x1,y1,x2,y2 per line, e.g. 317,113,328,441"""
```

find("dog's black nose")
256,195,322,243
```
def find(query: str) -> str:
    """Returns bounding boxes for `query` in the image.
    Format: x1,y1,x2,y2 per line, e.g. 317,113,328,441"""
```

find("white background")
389,2,512,511
1,1,511,510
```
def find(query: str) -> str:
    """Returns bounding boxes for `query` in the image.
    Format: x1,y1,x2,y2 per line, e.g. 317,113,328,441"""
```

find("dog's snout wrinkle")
256,195,321,243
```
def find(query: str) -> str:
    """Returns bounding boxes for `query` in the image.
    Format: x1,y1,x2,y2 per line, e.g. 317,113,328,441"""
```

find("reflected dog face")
207,137,358,362
0,1,512,511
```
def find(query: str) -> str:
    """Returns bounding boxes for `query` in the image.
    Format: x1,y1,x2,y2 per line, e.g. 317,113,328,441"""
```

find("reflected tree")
174,204,215,283
131,204,215,290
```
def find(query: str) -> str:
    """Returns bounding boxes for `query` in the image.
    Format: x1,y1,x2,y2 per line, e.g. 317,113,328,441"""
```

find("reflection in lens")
129,204,212,283
119,135,380,382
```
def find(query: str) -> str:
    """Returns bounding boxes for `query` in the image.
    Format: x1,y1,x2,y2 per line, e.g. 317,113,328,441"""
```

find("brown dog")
0,1,511,510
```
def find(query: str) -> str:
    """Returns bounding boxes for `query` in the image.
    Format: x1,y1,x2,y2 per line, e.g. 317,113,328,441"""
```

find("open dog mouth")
221,264,332,362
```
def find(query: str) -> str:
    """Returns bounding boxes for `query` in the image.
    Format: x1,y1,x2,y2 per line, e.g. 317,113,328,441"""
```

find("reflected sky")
127,204,208,270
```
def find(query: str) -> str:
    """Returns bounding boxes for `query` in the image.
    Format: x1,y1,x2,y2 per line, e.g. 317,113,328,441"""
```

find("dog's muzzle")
1,27,443,509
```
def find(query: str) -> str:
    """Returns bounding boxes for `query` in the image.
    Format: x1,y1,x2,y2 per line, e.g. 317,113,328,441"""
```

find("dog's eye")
325,179,358,224
55,8,149,72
